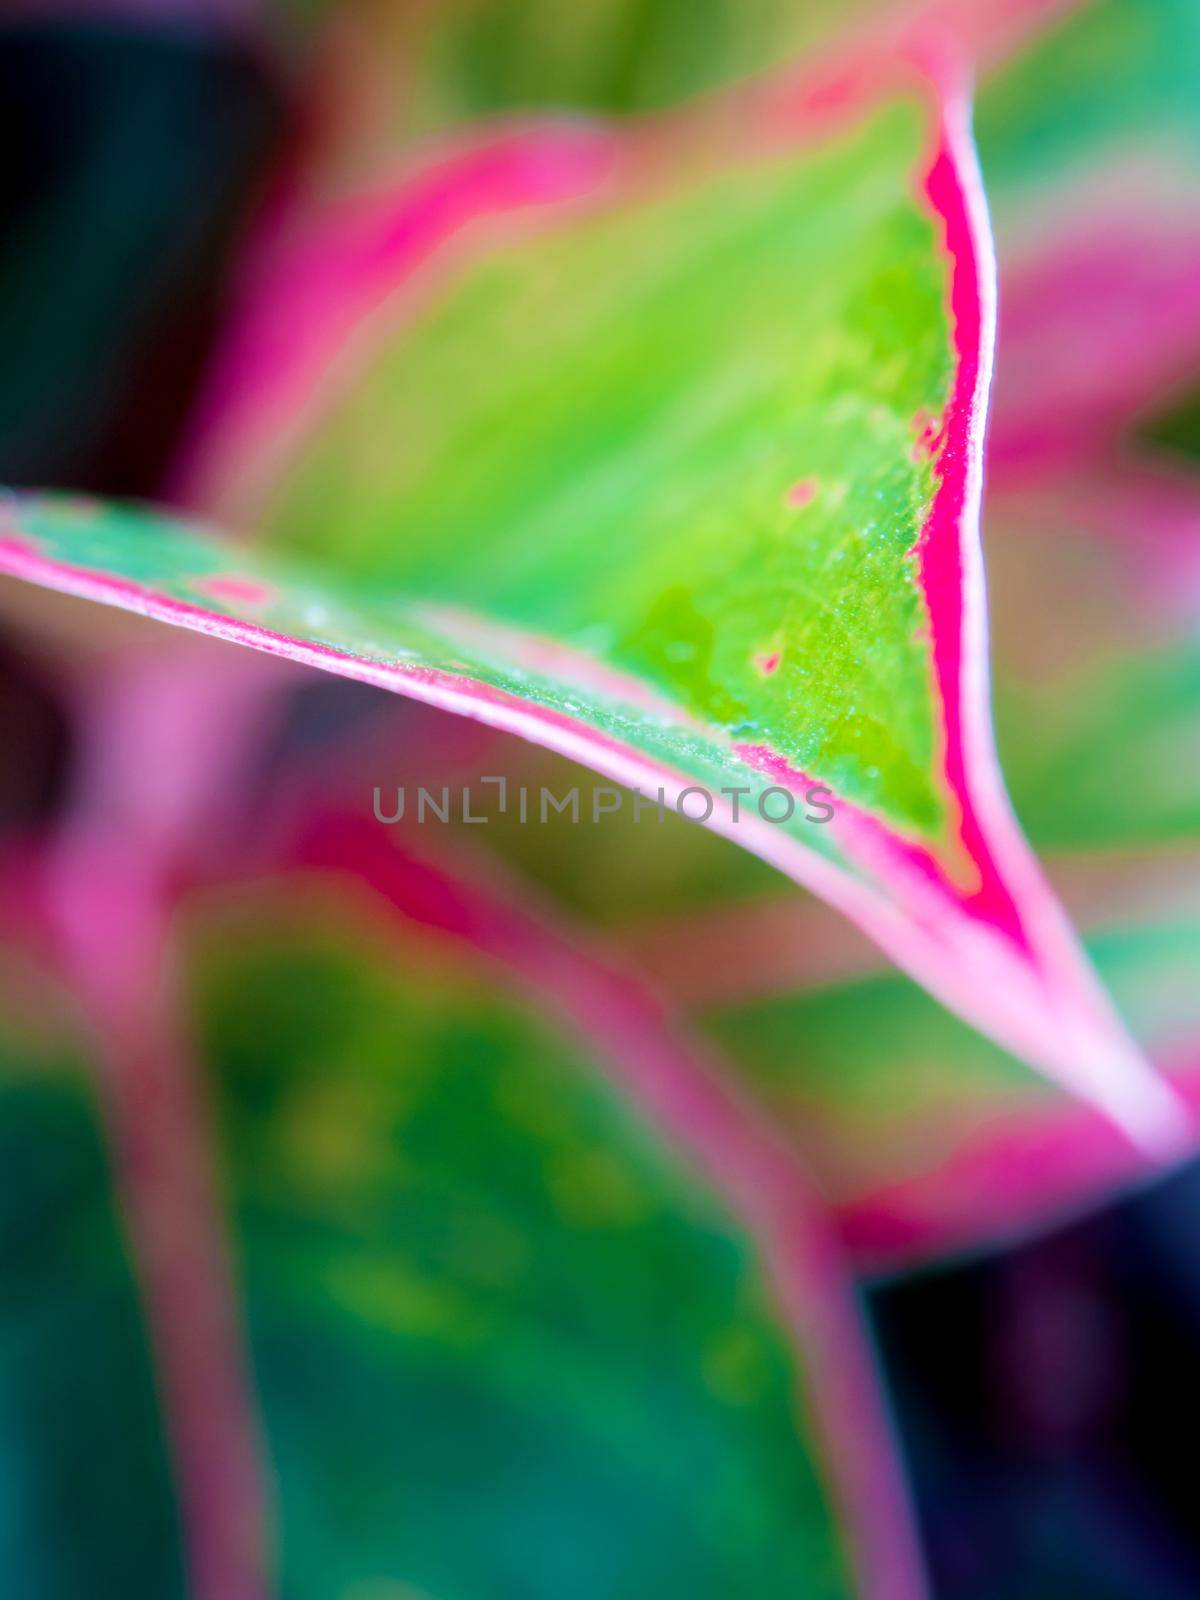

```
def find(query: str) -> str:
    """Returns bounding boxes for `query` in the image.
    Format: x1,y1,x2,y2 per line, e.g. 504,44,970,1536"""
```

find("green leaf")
178,857,911,1598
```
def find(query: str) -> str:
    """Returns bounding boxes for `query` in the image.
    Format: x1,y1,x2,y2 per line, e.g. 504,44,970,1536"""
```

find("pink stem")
45,835,271,1600
40,655,279,1600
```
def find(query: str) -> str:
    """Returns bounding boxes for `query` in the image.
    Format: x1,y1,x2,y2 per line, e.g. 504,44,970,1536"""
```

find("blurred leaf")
986,482,1200,855
0,959,184,1598
706,909,1200,1271
289,0,1075,192
180,859,909,1598
0,809,928,1597
977,0,1200,211
978,0,1200,483
366,0,860,125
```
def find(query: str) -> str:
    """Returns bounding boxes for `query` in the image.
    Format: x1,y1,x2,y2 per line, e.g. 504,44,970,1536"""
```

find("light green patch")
998,640,1200,852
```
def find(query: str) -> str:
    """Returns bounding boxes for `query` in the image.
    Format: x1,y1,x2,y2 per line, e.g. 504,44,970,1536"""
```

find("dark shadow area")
871,1160,1200,1599
0,18,282,496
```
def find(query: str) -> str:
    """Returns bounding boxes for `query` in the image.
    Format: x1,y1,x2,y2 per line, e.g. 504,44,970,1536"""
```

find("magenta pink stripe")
915,98,1026,936
901,89,1188,1149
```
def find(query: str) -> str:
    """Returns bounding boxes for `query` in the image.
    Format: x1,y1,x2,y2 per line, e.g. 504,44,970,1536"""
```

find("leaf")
977,0,1200,216
230,636,1200,1272
629,473,1200,1262
2,821,930,1599
639,472,1200,1256
183,838,933,1598
0,63,1180,1149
